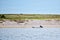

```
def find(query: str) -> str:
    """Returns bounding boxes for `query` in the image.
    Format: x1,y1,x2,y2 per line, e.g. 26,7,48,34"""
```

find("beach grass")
0,14,60,21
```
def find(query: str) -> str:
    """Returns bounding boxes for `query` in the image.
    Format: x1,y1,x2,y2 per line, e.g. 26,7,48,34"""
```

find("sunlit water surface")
0,28,60,40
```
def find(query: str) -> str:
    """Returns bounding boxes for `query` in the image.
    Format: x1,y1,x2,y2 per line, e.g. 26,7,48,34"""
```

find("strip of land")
0,14,60,28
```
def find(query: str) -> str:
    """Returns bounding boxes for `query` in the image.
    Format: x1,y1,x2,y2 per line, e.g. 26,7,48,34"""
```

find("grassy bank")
0,14,60,21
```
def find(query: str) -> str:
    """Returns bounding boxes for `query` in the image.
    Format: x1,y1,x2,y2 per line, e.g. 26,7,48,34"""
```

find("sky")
0,0,60,14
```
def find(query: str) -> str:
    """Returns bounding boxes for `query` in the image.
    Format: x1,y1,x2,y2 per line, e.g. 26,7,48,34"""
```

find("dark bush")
0,15,6,18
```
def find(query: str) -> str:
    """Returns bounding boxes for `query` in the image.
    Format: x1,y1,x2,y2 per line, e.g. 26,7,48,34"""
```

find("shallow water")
0,28,60,40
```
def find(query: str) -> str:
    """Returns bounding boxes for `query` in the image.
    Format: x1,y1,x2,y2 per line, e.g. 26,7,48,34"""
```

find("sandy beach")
0,19,60,28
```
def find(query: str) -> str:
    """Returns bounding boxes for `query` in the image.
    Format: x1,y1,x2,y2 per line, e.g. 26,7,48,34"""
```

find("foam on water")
0,28,60,40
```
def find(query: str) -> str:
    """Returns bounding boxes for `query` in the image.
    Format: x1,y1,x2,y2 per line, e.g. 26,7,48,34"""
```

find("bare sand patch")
0,20,60,28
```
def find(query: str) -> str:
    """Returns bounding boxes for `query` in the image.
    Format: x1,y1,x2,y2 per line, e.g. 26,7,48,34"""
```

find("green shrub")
0,15,6,18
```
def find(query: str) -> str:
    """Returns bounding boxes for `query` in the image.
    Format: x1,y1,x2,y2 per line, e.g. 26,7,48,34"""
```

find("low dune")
0,19,60,28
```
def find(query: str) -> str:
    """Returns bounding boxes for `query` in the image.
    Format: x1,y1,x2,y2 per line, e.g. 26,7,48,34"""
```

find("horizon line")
0,13,60,15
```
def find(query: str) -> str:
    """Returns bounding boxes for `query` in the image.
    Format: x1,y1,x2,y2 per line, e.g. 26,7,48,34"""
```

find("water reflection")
0,28,60,40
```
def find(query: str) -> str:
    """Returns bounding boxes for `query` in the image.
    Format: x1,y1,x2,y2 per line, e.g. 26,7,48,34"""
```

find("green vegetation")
0,14,60,21
0,14,6,21
0,15,6,18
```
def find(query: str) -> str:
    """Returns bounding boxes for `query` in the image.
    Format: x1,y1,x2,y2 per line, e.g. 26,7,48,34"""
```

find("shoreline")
0,20,60,28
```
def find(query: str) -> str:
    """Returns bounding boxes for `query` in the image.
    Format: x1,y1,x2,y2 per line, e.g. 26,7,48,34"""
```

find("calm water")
0,28,60,40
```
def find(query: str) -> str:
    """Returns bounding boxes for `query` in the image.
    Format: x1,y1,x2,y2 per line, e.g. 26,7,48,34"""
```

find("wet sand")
0,20,60,28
